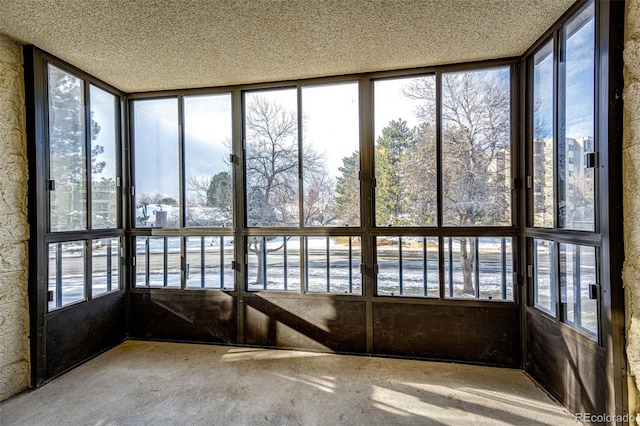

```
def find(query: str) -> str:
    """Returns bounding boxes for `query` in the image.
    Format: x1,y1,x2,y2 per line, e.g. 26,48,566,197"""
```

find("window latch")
527,265,533,278
585,152,597,168
47,290,54,302
589,284,599,300
47,179,55,191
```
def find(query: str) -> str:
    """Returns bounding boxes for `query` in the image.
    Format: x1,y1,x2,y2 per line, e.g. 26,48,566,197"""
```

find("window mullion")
85,80,92,231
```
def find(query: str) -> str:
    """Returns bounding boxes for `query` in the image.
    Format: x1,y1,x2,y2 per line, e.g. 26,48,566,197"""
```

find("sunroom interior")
0,0,636,421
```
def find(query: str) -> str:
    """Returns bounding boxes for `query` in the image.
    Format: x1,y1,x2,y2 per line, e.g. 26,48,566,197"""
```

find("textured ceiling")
0,0,575,93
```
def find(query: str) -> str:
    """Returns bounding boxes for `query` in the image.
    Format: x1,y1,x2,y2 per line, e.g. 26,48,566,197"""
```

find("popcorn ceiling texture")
0,34,29,402
0,0,574,93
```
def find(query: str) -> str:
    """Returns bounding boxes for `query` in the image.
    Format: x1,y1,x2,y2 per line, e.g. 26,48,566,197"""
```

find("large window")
184,94,233,227
45,63,122,311
374,76,436,227
245,89,299,227
303,83,360,227
131,93,234,290
128,68,515,300
90,85,119,229
559,3,595,231
532,40,555,228
133,98,180,228
527,0,599,339
48,65,87,232
243,82,362,294
441,68,511,227
373,68,514,301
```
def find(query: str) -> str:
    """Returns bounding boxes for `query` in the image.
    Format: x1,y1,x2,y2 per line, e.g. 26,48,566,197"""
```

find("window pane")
48,65,87,232
560,244,597,335
184,94,233,227
302,83,360,226
90,85,119,229
442,68,511,226
444,237,512,300
135,237,181,288
377,237,439,297
92,238,119,296
559,2,595,231
534,239,555,316
374,76,437,226
135,237,149,287
133,98,180,227
245,89,299,227
185,236,234,289
532,40,555,228
247,236,299,291
48,241,85,311
305,237,361,294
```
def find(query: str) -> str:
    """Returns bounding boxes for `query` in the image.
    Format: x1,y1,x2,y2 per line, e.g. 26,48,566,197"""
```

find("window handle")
589,284,599,300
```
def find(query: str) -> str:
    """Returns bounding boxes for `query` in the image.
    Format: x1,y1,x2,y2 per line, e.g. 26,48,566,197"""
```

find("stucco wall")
0,34,30,402
626,0,640,415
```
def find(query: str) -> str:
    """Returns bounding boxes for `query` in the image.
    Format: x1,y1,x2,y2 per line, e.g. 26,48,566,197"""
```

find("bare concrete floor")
0,340,577,425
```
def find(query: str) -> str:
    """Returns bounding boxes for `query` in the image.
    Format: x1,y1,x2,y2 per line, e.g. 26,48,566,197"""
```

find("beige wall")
626,0,640,415
0,34,30,402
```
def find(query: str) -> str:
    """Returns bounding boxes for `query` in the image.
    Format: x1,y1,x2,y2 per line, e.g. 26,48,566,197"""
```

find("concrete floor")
0,340,577,425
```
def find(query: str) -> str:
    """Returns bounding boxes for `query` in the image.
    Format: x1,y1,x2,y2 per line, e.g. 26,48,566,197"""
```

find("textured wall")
0,34,29,402
625,0,640,415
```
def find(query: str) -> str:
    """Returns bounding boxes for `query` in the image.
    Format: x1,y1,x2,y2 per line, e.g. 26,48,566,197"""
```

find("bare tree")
245,96,299,226
245,96,331,285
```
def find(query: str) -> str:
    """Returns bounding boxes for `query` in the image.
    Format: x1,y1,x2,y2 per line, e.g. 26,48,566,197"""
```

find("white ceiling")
0,0,575,93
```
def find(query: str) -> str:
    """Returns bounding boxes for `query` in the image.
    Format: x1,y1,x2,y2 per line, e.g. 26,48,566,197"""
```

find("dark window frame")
524,0,602,342
33,52,125,313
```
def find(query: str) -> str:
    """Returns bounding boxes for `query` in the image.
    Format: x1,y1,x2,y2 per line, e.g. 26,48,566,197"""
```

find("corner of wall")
0,33,30,402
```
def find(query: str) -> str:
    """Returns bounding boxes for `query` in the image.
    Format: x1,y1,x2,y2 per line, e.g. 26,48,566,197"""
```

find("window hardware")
589,284,599,300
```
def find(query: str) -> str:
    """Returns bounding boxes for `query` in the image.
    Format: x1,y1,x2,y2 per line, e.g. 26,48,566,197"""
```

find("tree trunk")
255,247,265,286
249,238,266,286
460,237,476,294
